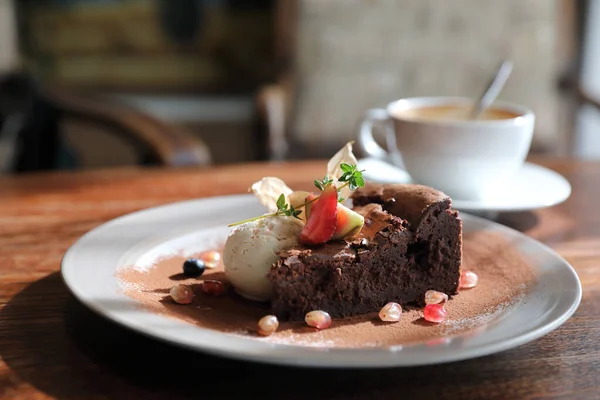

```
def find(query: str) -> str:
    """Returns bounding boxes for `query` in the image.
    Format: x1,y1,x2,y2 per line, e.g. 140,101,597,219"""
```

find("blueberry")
183,258,205,277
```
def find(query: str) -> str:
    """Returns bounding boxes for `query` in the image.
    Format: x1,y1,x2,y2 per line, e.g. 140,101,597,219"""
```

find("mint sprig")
337,163,365,191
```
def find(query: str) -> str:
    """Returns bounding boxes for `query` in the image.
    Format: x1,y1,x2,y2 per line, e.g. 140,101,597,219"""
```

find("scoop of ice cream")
223,215,303,301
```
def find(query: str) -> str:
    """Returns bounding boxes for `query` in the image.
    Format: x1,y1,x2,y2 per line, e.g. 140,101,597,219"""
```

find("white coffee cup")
358,97,535,200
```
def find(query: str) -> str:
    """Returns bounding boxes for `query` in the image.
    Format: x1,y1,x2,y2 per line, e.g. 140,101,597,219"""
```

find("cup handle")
357,108,404,168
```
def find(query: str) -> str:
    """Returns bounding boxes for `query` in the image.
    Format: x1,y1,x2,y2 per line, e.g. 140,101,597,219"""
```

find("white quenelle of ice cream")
223,215,303,301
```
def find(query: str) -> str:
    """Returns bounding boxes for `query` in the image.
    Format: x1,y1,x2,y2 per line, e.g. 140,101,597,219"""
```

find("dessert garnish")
222,142,367,301
425,290,449,305
459,271,478,289
228,193,303,226
423,304,447,323
199,250,221,269
298,184,338,245
302,177,366,243
183,258,205,277
202,280,225,296
227,142,365,236
170,284,194,304
379,302,403,322
257,315,279,336
305,310,332,330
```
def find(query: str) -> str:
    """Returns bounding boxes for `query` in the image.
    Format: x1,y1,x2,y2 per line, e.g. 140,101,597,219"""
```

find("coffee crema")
393,105,520,122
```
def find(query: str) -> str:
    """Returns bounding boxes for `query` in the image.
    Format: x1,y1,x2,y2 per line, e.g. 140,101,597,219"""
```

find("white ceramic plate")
358,158,572,213
61,194,581,368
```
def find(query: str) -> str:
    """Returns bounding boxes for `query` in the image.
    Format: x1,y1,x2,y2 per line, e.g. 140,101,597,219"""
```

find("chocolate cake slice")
268,183,462,321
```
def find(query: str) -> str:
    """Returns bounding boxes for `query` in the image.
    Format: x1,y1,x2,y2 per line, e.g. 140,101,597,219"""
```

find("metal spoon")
470,60,514,119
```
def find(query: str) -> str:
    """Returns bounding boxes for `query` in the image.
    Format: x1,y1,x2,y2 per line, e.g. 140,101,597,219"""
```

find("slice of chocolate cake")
268,183,462,321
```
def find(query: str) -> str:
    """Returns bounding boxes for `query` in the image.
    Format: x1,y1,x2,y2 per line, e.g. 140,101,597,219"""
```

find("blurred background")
0,0,595,173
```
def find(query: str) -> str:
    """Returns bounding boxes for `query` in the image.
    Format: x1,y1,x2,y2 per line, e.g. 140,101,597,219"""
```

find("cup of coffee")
357,97,535,200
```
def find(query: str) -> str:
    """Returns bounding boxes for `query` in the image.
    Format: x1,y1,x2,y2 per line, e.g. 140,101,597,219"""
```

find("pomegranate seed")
378,302,402,322
202,280,225,296
424,304,447,323
200,250,221,269
305,310,332,329
425,290,448,305
257,315,279,336
459,270,479,289
170,284,193,304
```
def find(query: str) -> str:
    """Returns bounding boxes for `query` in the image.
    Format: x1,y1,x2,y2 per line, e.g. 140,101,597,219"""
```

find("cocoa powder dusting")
116,231,534,348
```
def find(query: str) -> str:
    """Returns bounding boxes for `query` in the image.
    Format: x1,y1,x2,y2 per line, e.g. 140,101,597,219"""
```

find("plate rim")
359,160,572,213
453,162,572,212
61,194,582,368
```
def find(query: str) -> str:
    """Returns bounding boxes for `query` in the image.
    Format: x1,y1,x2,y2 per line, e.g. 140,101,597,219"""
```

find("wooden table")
0,158,598,399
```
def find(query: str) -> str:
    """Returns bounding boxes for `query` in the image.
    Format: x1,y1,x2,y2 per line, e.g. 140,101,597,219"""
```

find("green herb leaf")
276,194,286,211
314,176,333,191
338,171,351,182
340,163,353,173
336,164,365,192
285,205,302,218
291,208,302,219
354,174,365,188
273,194,304,220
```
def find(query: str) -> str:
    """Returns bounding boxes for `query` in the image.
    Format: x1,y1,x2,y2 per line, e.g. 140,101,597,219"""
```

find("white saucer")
358,158,572,214
61,194,581,368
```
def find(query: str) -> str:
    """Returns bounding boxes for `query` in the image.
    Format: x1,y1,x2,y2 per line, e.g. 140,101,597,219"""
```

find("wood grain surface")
0,158,598,400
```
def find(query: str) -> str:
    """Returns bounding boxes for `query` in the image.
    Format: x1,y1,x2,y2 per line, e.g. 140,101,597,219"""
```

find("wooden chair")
0,72,211,173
